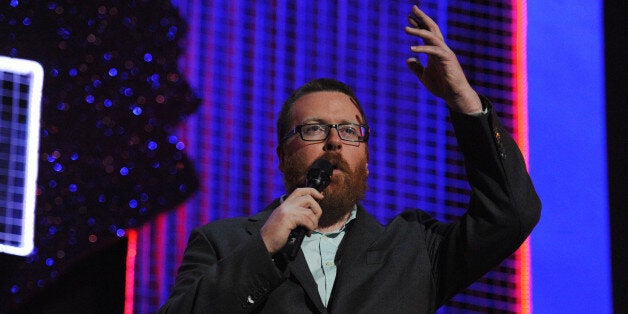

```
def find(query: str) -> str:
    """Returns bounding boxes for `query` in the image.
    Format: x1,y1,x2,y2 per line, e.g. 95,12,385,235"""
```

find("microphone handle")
287,227,306,259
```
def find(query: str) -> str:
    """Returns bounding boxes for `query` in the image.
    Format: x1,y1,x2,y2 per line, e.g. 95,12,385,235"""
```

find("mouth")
331,165,345,179
330,162,340,172
318,154,345,177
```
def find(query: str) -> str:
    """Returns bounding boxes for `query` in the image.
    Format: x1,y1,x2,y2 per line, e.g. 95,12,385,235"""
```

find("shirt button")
325,261,333,267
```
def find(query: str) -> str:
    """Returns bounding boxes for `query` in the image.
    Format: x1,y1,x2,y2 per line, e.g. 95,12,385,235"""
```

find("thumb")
406,57,424,78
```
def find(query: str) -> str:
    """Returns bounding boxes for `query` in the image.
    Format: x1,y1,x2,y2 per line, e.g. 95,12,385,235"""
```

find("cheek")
346,146,368,169
287,142,322,165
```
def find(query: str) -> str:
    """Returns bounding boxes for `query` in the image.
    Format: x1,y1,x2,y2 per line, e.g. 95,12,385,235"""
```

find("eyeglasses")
282,123,370,143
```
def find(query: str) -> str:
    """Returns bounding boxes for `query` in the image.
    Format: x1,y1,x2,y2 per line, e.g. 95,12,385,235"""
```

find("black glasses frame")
282,123,370,143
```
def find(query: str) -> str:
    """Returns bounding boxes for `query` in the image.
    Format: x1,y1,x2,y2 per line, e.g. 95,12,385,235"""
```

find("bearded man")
160,5,540,313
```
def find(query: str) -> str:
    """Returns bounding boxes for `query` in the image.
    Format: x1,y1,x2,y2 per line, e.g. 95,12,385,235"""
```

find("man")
159,5,541,313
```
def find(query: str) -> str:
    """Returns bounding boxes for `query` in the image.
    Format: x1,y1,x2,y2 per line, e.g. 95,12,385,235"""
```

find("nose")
323,128,342,151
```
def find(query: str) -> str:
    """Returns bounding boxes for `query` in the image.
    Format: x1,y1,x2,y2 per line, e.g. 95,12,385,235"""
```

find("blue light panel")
0,56,43,256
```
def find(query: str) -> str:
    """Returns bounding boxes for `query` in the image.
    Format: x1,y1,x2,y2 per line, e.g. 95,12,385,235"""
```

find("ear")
365,162,369,176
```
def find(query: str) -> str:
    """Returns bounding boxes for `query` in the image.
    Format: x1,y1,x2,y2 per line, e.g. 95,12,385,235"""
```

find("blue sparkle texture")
0,0,200,308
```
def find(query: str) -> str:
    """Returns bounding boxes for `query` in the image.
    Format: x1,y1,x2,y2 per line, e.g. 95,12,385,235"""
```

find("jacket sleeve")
433,96,541,305
158,222,286,313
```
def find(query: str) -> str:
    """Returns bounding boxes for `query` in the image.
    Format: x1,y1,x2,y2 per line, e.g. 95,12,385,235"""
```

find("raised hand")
405,5,482,114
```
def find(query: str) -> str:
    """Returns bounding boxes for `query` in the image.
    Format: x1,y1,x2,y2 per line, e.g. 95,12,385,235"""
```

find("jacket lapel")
328,205,384,308
287,251,327,312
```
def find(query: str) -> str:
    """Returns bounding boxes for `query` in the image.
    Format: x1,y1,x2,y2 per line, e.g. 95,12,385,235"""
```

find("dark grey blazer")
159,103,541,313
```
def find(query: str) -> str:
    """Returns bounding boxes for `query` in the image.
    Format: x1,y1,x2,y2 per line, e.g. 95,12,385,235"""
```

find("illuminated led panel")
442,1,527,313
0,56,43,256
131,1,529,312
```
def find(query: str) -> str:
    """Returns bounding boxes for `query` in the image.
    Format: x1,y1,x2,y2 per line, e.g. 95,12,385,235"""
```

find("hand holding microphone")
285,159,333,259
259,159,332,257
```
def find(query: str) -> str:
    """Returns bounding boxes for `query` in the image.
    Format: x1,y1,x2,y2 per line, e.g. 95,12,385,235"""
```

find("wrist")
446,88,483,114
260,226,279,254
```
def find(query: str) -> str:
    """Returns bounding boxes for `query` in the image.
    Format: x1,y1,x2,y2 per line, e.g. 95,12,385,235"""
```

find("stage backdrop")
130,0,529,313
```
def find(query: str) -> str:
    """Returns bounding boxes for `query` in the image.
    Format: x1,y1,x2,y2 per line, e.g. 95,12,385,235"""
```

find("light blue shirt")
301,207,357,307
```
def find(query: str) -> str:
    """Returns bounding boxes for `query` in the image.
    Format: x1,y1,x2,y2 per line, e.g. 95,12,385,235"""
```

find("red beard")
282,152,368,228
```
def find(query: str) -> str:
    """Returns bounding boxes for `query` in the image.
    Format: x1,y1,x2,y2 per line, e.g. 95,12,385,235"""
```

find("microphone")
285,158,333,259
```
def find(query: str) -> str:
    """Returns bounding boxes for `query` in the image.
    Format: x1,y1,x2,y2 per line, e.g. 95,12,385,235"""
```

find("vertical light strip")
155,213,167,301
124,228,138,314
199,0,215,224
514,0,529,157
175,207,188,281
513,0,531,313
137,221,152,312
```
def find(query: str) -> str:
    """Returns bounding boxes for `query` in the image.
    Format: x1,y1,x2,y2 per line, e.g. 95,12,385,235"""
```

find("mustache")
316,152,350,173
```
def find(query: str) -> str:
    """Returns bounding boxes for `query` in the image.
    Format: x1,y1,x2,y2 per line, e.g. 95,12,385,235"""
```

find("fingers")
406,5,444,42
284,188,323,223
285,187,324,202
260,188,325,253
405,7,453,61
405,25,445,47
408,44,451,59
406,58,424,77
296,206,320,233
407,15,421,29
409,5,443,37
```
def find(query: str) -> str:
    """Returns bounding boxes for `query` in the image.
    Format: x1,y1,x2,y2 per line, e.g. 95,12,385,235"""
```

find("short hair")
276,78,368,144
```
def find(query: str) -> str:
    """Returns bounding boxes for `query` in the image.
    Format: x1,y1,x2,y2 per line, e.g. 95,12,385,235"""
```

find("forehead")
290,91,362,124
